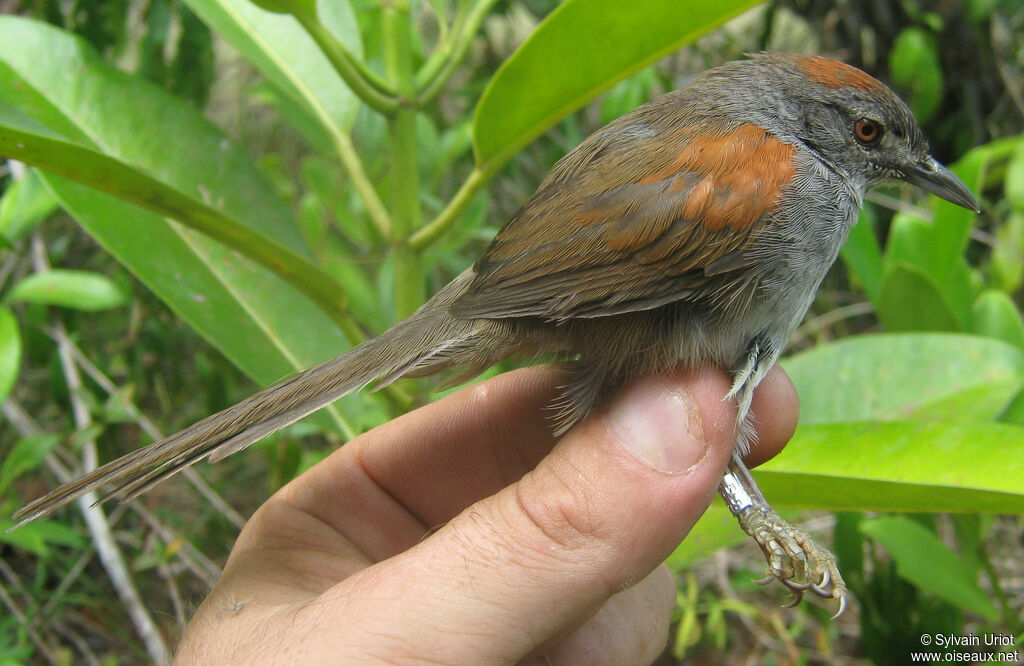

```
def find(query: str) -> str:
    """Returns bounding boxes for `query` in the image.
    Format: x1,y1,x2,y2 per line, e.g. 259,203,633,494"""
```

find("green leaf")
0,518,84,557
248,0,317,17
0,306,20,403
0,434,59,495
473,0,761,169
0,17,366,430
0,17,310,253
884,213,974,327
183,0,360,138
0,167,58,243
755,421,1024,514
996,384,1024,425
101,384,138,423
963,0,1002,23
991,211,1024,292
671,412,1024,567
783,333,1024,424
860,516,999,620
0,17,360,327
875,262,961,332
5,269,127,311
40,174,358,434
1004,138,1024,210
971,289,1024,351
888,28,943,123
883,145,984,296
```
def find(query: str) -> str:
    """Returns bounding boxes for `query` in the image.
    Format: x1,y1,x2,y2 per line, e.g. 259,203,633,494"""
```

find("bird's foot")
738,506,848,618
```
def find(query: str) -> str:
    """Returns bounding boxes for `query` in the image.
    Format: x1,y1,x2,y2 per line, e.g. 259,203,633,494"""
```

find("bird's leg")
719,451,849,618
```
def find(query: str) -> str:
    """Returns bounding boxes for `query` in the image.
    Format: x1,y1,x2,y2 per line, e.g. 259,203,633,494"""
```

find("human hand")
174,365,798,665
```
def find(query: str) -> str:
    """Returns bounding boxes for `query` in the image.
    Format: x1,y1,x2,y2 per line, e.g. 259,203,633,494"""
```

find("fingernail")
608,376,708,474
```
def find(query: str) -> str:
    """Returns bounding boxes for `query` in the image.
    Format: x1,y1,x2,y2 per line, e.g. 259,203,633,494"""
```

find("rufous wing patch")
454,119,798,321
794,55,884,92
646,123,796,232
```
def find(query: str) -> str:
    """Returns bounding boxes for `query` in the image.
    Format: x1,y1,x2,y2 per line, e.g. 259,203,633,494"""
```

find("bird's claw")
738,506,849,618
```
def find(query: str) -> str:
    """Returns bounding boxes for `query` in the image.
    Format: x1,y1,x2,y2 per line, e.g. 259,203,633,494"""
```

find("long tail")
12,272,490,527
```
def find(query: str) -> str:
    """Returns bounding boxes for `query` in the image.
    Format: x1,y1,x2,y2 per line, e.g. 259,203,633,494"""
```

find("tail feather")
12,274,486,528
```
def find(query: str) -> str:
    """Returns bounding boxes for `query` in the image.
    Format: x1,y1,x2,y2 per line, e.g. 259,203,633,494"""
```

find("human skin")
174,364,798,665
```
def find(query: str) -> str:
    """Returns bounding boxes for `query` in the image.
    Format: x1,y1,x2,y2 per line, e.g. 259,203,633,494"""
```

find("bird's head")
703,53,980,212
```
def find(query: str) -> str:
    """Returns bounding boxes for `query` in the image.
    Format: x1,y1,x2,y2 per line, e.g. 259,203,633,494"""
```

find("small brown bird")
14,53,979,615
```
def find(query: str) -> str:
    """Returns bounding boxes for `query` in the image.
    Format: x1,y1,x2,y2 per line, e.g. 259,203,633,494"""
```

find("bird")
13,53,980,616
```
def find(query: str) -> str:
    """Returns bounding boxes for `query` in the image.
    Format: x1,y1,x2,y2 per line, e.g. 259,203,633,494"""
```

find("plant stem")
329,128,393,241
409,163,496,250
416,0,502,106
414,0,469,91
296,13,400,115
382,0,424,318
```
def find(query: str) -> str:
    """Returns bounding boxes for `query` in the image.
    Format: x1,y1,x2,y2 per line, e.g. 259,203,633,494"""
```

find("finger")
300,367,746,663
259,367,564,562
539,565,675,666
743,364,799,468
351,366,565,520
279,364,798,562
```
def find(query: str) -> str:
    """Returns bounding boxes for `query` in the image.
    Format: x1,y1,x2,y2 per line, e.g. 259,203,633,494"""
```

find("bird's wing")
452,121,797,321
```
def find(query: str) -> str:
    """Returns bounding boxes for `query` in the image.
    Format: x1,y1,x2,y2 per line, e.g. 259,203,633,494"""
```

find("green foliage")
4,269,128,311
0,307,20,404
24,0,215,106
860,516,997,620
0,168,58,245
472,0,761,168
888,27,943,124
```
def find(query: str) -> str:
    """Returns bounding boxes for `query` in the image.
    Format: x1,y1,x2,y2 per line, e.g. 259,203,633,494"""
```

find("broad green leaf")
671,418,1024,567
5,269,127,311
888,28,943,123
0,167,58,243
183,0,360,138
884,216,976,327
0,16,309,255
905,381,1023,422
473,0,762,169
0,113,350,323
875,262,961,332
0,17,367,430
0,17,356,320
0,19,363,332
997,384,1024,425
0,306,19,403
883,146,983,292
0,434,59,495
991,211,1024,292
840,206,884,304
860,516,999,620
783,333,1024,424
40,174,359,435
1004,138,1024,210
755,421,1024,513
943,257,975,329
972,289,1024,351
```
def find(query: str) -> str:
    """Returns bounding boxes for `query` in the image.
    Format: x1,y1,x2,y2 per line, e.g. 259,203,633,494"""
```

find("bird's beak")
903,155,981,213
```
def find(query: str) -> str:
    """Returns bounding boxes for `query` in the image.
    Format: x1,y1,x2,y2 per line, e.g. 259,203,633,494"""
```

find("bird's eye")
854,119,883,145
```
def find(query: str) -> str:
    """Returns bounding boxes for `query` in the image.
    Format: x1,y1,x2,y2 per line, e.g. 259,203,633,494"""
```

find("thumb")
335,367,739,663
